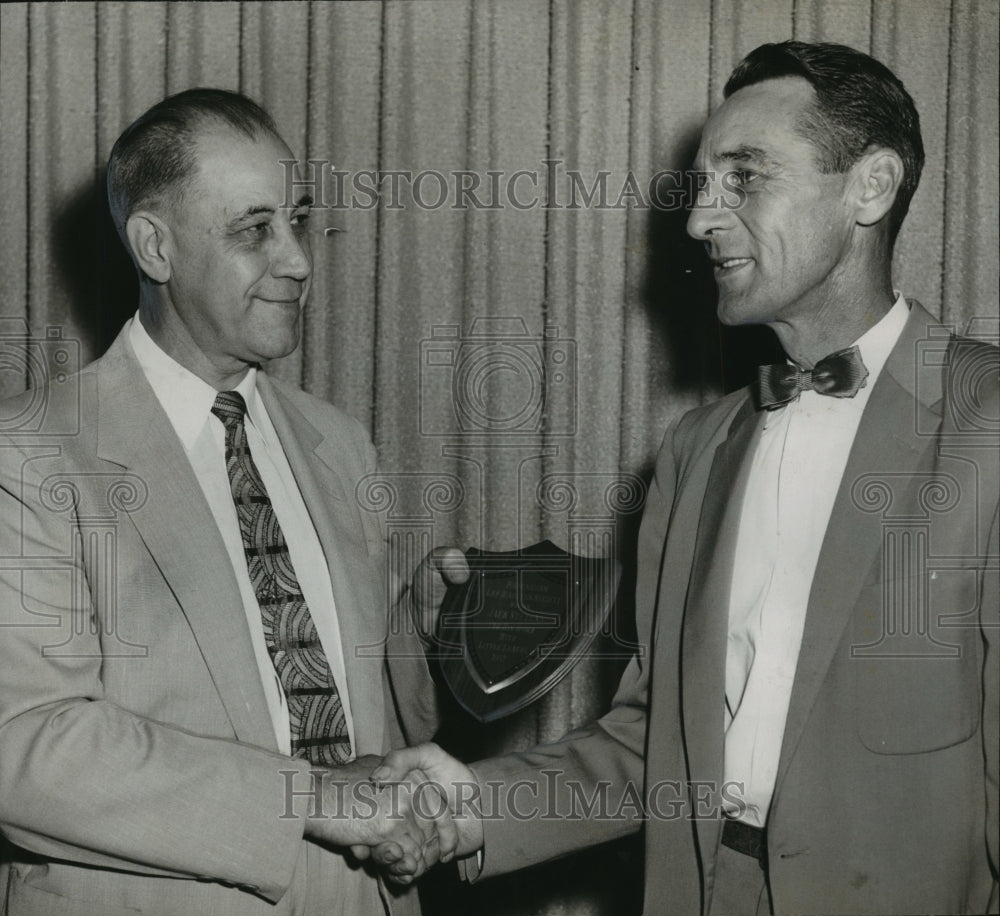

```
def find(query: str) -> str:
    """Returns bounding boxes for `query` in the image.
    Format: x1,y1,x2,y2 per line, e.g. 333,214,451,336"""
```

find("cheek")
793,213,847,273
243,245,274,276
766,212,836,275
218,250,272,296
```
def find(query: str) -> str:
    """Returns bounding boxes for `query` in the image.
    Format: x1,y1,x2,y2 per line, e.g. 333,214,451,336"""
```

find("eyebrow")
225,206,273,231
714,145,778,169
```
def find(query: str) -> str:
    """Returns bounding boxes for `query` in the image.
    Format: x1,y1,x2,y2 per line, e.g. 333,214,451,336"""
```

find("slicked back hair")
725,41,924,245
107,87,280,251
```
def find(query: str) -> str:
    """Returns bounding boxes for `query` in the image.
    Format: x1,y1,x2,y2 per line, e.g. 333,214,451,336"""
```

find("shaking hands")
295,747,482,885
373,743,485,856
370,743,486,880
301,549,477,885
298,754,460,885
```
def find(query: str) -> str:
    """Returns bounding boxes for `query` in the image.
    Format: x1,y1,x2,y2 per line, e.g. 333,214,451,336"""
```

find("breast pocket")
852,570,983,754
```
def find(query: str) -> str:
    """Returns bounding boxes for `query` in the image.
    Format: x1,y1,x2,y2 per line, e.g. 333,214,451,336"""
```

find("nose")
686,171,731,241
272,221,312,282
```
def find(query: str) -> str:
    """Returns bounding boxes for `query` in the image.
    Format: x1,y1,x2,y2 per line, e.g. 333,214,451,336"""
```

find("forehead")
695,76,820,168
186,125,295,212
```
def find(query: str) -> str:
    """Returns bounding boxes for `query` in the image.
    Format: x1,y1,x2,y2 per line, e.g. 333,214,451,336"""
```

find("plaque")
434,540,622,722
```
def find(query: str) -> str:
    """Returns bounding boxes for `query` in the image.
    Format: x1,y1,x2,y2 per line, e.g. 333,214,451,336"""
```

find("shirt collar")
128,314,265,451
763,293,910,426
852,291,909,390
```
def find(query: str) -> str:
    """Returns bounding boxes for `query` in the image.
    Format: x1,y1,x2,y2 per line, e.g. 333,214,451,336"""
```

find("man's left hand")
407,547,470,643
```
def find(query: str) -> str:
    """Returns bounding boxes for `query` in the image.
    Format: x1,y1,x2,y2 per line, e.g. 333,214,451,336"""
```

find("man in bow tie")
0,88,459,915
377,41,999,915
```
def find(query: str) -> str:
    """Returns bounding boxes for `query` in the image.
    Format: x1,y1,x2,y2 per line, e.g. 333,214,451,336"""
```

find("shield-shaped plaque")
434,540,622,722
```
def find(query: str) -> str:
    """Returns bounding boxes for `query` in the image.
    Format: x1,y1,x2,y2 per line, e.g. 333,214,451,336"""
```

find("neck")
138,289,250,391
769,267,895,369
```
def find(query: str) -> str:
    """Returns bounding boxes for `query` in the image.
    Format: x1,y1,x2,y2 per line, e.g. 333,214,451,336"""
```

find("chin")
267,339,301,361
266,313,303,351
250,329,301,362
716,300,749,327
716,295,771,328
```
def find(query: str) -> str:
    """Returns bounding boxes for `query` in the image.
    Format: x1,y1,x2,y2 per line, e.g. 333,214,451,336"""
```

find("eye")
290,209,311,232
731,168,758,187
242,221,271,239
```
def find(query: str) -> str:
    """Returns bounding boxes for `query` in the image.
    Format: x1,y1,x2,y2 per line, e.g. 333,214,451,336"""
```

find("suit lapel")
774,303,944,794
682,394,763,856
95,332,277,751
259,378,388,757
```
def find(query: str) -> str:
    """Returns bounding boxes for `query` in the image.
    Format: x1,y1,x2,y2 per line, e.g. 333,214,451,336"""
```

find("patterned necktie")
212,390,352,766
757,345,869,410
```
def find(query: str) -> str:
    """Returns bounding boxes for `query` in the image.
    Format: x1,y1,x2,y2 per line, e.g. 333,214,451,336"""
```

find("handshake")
304,547,479,884
300,745,482,885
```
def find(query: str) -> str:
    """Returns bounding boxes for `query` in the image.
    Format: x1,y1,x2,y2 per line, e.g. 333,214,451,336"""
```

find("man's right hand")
371,743,485,859
297,756,458,884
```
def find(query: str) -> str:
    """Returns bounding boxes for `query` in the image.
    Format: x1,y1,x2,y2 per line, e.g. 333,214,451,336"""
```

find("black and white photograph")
0,2,997,914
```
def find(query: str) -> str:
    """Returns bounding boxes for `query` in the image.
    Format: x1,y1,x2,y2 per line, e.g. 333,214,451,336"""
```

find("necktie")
756,345,869,410
212,390,352,766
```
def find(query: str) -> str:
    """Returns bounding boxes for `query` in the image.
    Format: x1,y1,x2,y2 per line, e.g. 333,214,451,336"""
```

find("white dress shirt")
128,316,356,757
723,295,910,827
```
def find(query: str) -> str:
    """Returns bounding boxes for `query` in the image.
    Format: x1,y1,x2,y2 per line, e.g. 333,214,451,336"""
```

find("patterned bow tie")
756,345,869,410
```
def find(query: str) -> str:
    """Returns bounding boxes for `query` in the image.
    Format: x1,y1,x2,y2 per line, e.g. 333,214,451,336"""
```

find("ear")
851,147,905,227
125,211,172,284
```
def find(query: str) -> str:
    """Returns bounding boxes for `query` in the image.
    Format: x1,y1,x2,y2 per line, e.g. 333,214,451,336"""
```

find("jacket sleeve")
355,432,444,748
461,420,682,880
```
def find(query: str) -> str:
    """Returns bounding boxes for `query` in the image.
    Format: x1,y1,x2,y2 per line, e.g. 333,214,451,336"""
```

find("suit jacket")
467,301,999,915
0,326,438,915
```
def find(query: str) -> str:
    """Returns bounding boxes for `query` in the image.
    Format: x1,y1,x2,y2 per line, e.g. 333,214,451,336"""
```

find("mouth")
256,296,302,306
711,256,753,278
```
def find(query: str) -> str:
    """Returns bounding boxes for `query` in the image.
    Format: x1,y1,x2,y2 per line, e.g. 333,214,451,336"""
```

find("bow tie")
756,345,869,410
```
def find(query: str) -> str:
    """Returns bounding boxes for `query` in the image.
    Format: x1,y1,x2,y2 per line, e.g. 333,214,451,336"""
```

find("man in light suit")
0,89,456,915
377,41,999,915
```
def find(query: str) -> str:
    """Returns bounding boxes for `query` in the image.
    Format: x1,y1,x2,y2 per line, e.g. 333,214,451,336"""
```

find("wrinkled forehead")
693,76,818,170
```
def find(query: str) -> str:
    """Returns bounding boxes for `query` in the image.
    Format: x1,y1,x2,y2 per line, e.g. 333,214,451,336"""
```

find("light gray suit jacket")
466,302,999,915
0,327,438,915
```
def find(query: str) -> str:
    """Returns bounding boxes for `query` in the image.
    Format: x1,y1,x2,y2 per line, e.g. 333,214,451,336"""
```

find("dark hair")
725,41,924,243
107,88,280,246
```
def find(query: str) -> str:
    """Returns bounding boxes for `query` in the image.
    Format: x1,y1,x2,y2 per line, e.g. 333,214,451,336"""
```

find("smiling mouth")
713,257,752,270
